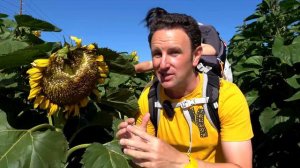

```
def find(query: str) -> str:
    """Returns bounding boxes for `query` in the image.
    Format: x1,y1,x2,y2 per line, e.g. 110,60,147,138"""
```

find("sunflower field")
0,13,151,167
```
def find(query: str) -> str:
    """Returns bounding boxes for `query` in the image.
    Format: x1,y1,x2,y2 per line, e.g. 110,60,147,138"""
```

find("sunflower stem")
30,123,55,132
66,143,91,159
48,115,53,126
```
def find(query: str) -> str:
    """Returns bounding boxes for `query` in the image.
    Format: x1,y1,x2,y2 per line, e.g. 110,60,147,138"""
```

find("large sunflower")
27,36,109,116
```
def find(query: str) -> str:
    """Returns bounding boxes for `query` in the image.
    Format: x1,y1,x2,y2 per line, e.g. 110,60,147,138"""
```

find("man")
117,7,253,168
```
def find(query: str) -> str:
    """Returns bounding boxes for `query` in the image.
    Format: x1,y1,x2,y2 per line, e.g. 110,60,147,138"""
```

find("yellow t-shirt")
136,73,253,163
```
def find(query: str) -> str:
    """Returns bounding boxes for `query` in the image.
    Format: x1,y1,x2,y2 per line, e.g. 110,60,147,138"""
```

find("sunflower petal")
63,105,70,112
33,95,44,108
79,97,89,107
49,103,58,116
92,89,100,98
74,105,80,116
26,67,42,75
87,44,95,50
40,98,50,110
70,36,82,47
96,55,104,62
98,65,109,73
32,59,49,68
29,72,43,81
28,86,41,100
100,73,107,78
98,78,105,84
29,79,40,88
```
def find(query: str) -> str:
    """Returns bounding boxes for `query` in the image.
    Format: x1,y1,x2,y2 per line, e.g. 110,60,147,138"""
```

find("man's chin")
160,81,175,90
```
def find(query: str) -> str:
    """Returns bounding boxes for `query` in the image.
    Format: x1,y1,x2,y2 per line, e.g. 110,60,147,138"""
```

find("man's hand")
116,113,151,150
119,124,189,168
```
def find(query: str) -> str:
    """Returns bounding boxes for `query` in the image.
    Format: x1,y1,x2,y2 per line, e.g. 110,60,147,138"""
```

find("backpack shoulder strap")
148,78,159,136
203,71,221,132
148,73,221,135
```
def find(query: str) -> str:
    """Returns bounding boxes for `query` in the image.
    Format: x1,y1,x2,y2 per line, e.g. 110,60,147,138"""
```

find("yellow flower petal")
49,103,58,116
92,89,100,98
68,105,75,113
87,44,95,50
74,104,80,116
32,59,49,68
26,67,42,75
29,72,43,80
131,51,137,56
28,86,41,100
98,66,109,73
70,36,82,47
29,79,40,89
98,78,105,84
33,95,44,108
79,97,89,107
96,55,104,62
40,98,50,110
100,73,107,78
32,31,41,37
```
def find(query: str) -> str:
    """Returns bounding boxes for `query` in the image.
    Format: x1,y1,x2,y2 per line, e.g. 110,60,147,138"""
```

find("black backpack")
148,24,226,135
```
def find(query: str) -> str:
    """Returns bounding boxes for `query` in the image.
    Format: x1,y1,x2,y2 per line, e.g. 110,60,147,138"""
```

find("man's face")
151,28,198,92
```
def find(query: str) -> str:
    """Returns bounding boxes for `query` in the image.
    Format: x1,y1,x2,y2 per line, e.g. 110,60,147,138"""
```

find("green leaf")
244,11,262,22
0,72,18,89
0,37,29,56
14,15,61,32
245,90,259,106
108,73,130,88
259,104,289,133
0,13,8,18
244,56,263,67
112,118,123,139
102,88,138,117
272,36,300,66
0,112,68,168
285,91,300,102
0,42,61,69
81,142,131,168
232,34,246,41
286,75,300,89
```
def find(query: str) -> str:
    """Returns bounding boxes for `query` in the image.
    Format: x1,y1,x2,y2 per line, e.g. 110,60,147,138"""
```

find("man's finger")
123,147,150,160
140,113,150,132
127,125,154,142
119,138,150,152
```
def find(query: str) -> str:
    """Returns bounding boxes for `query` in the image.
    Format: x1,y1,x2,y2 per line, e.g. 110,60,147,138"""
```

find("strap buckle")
180,100,193,109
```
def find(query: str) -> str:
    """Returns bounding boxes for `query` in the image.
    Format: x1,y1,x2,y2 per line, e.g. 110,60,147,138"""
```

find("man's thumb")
141,113,150,131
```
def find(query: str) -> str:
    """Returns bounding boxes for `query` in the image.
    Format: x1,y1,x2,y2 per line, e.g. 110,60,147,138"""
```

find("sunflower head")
27,37,109,116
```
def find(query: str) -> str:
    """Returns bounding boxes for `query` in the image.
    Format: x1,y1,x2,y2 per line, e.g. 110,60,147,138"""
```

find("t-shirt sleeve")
136,86,156,136
199,25,221,55
218,80,254,141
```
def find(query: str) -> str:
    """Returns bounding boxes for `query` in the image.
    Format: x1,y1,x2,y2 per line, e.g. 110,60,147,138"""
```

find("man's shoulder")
219,78,247,104
138,80,153,102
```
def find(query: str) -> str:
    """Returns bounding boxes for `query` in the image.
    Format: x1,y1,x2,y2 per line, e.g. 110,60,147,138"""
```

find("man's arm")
194,141,252,168
134,43,216,73
120,123,252,168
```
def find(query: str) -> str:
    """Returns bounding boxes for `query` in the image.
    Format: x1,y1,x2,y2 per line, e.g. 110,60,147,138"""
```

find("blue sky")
1,0,262,62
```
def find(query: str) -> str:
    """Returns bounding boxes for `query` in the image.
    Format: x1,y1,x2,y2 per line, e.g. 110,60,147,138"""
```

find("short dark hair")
144,7,202,51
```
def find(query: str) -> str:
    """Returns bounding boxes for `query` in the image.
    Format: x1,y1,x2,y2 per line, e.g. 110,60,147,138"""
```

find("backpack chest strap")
154,97,209,109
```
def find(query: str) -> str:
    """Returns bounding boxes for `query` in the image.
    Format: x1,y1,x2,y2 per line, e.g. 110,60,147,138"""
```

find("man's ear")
192,46,202,67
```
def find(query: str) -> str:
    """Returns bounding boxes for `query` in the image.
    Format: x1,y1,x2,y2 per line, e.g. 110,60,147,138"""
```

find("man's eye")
152,53,162,58
170,51,180,56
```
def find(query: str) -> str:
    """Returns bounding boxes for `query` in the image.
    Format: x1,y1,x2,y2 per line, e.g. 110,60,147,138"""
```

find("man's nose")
159,54,170,70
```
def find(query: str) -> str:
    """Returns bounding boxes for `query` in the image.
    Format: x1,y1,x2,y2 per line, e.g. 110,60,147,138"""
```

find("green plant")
227,0,300,167
0,14,151,167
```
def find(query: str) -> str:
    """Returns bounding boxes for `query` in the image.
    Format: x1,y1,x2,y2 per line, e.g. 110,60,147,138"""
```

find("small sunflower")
27,37,109,116
130,51,139,63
